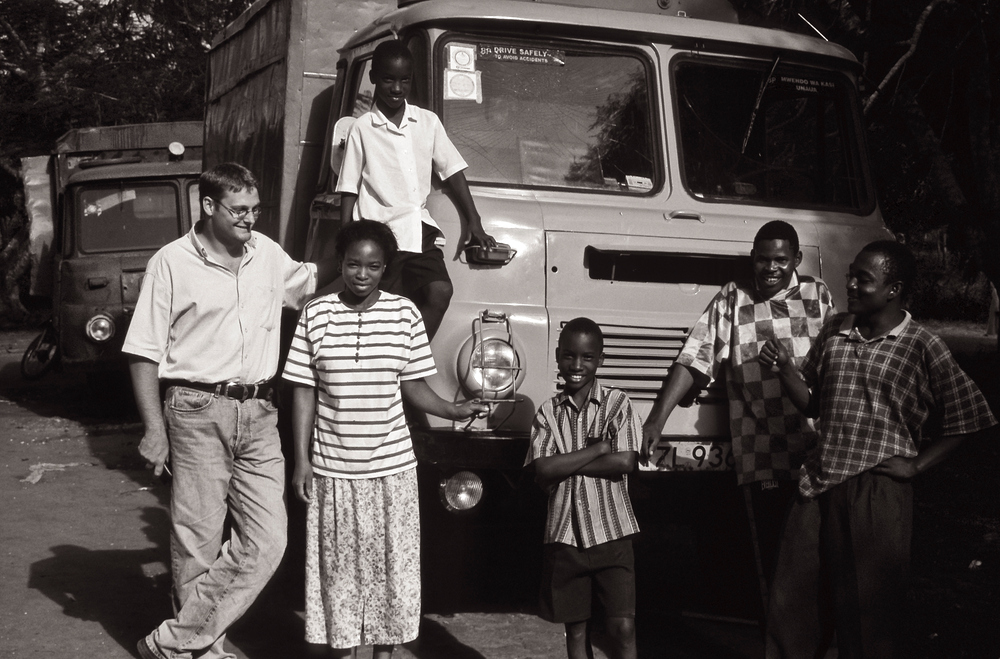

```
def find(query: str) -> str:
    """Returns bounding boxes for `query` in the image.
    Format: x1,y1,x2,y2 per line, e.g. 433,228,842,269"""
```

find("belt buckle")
226,382,256,402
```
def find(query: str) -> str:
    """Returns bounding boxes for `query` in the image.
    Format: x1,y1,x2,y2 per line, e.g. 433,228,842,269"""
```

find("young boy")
641,220,835,616
336,39,495,339
526,317,641,659
760,240,997,659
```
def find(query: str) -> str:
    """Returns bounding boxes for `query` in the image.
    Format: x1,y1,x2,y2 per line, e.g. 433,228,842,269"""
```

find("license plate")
644,441,734,472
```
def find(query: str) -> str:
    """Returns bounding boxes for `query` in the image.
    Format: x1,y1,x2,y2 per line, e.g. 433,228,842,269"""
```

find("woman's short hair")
335,219,398,265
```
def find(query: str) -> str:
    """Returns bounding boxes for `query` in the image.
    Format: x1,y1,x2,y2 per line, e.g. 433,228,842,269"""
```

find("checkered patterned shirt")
799,312,997,497
526,381,641,548
675,275,835,485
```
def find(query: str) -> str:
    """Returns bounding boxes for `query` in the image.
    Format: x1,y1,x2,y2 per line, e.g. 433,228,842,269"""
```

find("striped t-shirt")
281,292,436,479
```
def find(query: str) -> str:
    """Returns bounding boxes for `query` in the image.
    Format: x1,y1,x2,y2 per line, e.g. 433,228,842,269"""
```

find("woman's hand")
450,399,491,421
292,461,314,503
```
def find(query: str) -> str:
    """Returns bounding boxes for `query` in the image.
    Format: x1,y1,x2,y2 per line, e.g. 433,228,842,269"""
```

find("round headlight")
457,332,524,401
439,471,483,512
85,314,115,342
471,339,517,394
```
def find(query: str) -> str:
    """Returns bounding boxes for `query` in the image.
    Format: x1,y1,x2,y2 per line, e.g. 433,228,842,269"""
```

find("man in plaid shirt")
642,220,835,618
760,240,996,659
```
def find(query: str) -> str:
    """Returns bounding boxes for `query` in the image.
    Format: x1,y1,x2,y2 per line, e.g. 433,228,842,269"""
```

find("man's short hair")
559,317,604,352
754,220,799,254
372,40,413,74
335,219,399,266
200,163,258,203
860,240,917,297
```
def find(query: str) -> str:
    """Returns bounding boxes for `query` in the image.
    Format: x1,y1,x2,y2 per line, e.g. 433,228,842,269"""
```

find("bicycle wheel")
21,328,58,380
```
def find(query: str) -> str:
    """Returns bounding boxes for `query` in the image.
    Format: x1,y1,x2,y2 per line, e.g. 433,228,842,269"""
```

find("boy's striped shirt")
282,293,436,479
526,381,641,549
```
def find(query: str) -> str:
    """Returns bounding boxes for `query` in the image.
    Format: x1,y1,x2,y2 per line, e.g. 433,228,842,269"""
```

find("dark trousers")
765,471,913,659
742,479,799,618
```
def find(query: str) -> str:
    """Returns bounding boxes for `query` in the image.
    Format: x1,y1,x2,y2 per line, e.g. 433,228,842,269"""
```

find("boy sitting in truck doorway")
527,317,641,659
336,40,495,340
641,220,836,623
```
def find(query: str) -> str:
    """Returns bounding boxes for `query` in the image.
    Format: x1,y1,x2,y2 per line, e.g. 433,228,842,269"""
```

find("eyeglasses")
211,198,262,221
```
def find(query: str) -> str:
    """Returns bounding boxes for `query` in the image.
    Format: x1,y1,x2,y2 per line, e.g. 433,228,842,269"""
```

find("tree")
0,0,252,156
0,0,251,325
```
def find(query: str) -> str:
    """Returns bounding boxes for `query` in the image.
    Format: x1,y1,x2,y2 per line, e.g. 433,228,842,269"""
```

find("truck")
21,122,203,378
205,0,892,616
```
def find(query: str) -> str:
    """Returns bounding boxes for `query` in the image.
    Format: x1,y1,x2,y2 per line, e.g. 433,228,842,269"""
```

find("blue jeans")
151,386,287,659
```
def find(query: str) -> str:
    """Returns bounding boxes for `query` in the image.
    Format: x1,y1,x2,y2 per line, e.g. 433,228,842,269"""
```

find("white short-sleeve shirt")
335,102,468,253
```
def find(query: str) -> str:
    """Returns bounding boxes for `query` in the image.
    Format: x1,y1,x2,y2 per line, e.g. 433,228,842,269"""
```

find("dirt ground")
0,325,997,658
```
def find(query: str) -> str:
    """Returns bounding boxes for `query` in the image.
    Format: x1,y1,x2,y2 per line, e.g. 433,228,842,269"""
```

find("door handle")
665,210,704,223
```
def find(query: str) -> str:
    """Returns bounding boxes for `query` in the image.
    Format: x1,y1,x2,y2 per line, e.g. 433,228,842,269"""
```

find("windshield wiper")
741,55,781,154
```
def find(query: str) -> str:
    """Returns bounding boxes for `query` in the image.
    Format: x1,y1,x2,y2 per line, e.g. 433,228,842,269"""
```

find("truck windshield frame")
672,54,874,214
437,33,661,195
74,181,185,254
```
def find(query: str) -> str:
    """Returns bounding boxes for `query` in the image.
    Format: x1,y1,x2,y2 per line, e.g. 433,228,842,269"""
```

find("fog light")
439,471,483,512
85,314,115,342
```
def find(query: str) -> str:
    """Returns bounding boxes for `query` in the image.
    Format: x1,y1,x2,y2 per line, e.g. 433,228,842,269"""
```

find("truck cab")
25,122,203,372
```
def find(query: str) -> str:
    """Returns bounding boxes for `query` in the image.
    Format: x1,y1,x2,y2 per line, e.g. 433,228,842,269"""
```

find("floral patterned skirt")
305,468,421,648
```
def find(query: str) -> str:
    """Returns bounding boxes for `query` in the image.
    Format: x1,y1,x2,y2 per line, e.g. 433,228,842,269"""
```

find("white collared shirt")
122,227,316,383
335,102,468,253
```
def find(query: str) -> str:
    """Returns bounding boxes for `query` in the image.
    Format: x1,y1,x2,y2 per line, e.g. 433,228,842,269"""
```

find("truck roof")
345,0,858,67
56,121,203,154
66,159,203,186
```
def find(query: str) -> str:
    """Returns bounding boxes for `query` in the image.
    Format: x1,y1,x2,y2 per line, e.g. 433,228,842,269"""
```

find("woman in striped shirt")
283,219,486,659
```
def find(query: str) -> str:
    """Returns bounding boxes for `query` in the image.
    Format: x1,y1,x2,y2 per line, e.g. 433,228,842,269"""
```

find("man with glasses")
123,162,336,659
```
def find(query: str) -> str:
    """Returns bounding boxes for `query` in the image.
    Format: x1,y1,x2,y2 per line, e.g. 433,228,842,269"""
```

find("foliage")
0,0,252,157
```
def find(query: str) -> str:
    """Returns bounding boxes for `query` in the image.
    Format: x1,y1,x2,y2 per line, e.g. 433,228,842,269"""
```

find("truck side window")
187,182,201,229
350,59,375,118
440,38,658,194
674,57,873,212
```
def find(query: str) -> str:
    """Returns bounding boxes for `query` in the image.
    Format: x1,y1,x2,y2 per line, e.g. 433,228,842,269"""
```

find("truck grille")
559,321,726,403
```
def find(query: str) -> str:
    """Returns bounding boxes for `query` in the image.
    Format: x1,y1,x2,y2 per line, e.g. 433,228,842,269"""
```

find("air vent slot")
586,247,751,286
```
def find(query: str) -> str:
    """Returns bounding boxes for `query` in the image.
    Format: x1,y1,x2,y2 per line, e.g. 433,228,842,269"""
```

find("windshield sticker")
447,43,477,72
625,175,653,190
478,45,565,66
443,69,482,103
774,75,835,94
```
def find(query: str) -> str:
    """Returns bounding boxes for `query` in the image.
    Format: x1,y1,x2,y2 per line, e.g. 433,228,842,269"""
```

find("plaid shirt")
799,312,997,497
526,381,641,548
675,275,835,485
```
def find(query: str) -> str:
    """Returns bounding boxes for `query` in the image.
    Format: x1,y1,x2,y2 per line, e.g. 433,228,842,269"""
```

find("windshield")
441,38,658,193
674,57,872,212
77,182,183,253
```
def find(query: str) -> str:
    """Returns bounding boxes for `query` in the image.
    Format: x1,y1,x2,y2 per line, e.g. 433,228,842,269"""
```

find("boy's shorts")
539,537,636,623
380,222,451,299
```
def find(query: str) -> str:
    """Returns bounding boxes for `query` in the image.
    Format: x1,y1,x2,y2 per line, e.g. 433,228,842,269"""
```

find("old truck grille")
559,321,726,403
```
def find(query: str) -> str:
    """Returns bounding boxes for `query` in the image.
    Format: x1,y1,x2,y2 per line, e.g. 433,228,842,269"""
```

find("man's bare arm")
128,356,169,476
642,364,706,461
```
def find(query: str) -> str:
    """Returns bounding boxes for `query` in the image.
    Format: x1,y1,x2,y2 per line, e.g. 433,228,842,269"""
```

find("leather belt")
162,379,272,402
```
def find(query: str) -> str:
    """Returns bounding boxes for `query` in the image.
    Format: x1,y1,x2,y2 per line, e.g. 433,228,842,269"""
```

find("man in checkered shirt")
642,220,835,620
760,240,996,659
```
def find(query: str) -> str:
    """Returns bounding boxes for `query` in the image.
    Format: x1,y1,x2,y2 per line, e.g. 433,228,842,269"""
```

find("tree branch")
864,0,951,114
